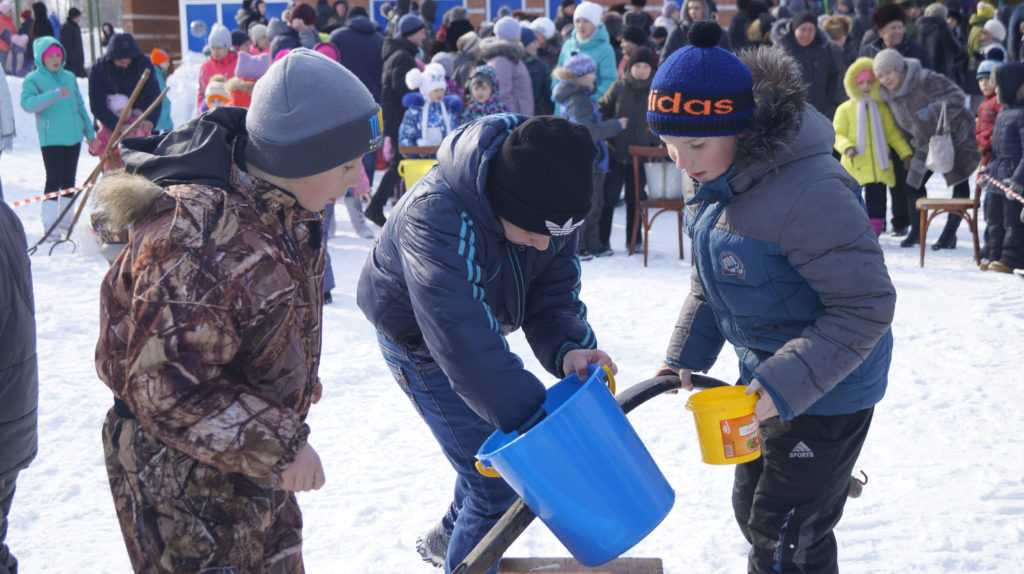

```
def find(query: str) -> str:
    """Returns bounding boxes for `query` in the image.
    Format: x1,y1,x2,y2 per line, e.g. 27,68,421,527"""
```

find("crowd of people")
1,0,1023,573
180,0,1024,273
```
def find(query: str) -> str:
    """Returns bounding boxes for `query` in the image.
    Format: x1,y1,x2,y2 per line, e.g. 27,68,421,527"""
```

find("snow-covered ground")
2,58,1023,573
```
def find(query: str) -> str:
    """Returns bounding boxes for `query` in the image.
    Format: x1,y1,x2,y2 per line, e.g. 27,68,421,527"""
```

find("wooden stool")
499,557,664,573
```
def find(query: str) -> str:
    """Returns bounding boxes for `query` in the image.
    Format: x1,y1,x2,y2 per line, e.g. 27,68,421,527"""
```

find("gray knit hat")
245,49,383,178
872,48,906,77
208,23,232,49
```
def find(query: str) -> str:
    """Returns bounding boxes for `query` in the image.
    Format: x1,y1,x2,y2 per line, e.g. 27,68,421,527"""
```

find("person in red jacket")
196,23,238,112
976,59,1003,157
975,58,1003,263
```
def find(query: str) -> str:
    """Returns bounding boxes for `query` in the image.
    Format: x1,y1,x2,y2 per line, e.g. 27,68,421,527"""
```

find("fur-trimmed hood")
400,92,464,113
732,45,807,177
994,61,1024,106
843,56,882,101
478,37,523,63
225,76,257,94
93,107,251,232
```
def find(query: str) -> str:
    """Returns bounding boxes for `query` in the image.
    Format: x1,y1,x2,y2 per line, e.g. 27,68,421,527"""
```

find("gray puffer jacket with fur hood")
479,37,534,115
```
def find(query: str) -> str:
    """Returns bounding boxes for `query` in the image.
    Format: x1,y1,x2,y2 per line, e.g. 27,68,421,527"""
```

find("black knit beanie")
487,117,597,236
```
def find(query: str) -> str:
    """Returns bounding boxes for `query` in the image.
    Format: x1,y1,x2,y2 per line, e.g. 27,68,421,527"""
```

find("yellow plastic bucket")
685,386,761,465
398,159,437,190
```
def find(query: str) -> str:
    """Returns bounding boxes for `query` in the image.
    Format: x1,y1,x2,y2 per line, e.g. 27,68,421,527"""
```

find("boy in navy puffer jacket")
357,115,616,573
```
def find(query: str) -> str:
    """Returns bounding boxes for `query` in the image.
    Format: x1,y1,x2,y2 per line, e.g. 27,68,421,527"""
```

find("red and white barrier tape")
8,183,95,208
977,173,1024,204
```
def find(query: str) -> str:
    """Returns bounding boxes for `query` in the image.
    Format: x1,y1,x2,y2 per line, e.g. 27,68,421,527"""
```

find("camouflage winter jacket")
95,108,325,480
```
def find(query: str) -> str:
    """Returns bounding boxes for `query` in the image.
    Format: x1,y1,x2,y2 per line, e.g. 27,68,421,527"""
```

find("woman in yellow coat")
833,56,913,236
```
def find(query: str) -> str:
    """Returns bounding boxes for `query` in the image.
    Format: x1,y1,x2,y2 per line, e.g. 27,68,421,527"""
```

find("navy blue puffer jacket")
357,115,598,433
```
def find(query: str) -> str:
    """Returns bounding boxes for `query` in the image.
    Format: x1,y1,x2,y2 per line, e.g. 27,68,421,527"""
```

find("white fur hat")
406,62,448,96
531,17,557,39
984,18,1006,42
574,1,604,26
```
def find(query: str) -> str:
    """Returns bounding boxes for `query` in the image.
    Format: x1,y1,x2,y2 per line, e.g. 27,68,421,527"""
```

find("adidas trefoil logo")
789,441,815,459
545,217,584,236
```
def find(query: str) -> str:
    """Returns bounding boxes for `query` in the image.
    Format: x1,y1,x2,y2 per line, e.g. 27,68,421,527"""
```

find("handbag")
925,101,954,174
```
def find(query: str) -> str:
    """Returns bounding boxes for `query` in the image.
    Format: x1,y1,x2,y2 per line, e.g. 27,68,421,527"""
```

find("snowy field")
2,58,1024,573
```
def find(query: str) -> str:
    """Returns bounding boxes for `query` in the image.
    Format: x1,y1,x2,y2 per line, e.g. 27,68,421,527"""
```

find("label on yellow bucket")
720,414,760,459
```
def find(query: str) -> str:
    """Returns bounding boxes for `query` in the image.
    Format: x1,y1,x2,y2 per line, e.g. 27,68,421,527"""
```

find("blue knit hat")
564,51,597,77
977,59,1001,79
647,22,755,137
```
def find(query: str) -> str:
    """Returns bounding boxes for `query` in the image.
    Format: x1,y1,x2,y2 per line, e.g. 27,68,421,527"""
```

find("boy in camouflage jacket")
94,49,382,573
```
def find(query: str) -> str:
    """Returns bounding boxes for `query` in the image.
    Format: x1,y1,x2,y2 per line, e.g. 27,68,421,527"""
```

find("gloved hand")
915,106,935,122
1,134,13,152
1004,179,1024,194
902,155,912,171
844,147,856,159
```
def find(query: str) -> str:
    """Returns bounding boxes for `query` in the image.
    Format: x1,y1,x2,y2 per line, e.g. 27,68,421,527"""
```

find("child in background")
231,29,252,54
832,57,912,236
429,52,463,96
980,61,1024,273
149,47,174,133
249,23,270,54
975,58,1002,263
553,51,626,259
521,26,553,116
87,93,149,170
458,65,509,124
225,51,270,108
205,75,230,110
20,37,95,234
598,47,661,253
196,24,237,112
399,63,462,147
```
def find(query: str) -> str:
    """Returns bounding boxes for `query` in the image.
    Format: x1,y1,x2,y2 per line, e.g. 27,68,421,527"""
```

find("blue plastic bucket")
476,365,675,566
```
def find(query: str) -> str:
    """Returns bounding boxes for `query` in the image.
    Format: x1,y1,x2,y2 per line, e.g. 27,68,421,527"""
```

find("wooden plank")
498,557,664,574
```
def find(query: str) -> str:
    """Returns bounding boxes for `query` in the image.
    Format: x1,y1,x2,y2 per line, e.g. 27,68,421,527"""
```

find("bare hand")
291,18,307,31
562,348,617,381
279,443,326,492
354,189,371,203
618,117,629,130
57,87,70,98
844,147,856,159
655,363,692,393
311,380,323,404
746,379,779,420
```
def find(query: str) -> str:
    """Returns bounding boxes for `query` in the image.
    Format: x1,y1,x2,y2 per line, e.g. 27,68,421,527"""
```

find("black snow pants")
733,407,873,574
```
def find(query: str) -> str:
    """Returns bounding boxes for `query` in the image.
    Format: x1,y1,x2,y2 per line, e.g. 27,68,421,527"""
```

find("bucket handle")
600,364,616,396
475,460,501,478
474,365,617,478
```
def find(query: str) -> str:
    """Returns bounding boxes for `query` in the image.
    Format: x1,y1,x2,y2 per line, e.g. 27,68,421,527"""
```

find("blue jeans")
376,332,517,574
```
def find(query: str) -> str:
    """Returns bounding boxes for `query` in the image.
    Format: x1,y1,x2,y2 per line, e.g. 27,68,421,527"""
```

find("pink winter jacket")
479,38,534,116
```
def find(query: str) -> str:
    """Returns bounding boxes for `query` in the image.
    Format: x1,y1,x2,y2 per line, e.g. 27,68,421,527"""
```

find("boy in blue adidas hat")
650,22,896,573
